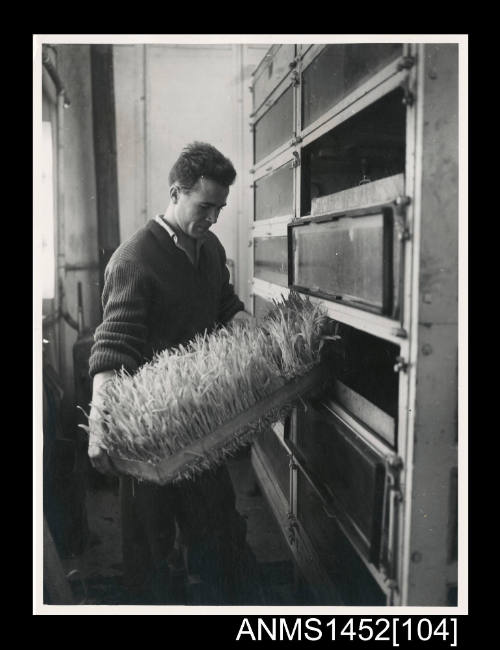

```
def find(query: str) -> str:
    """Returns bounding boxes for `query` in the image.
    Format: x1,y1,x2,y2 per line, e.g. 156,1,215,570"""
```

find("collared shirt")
155,214,204,267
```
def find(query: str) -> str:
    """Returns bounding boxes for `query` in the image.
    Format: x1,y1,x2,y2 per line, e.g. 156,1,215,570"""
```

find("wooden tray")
108,364,326,485
311,174,404,217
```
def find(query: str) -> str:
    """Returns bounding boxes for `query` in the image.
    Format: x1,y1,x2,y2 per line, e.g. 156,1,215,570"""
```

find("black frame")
288,202,399,317
284,402,388,568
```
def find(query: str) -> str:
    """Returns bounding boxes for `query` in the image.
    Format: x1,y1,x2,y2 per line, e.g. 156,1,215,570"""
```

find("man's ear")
170,185,179,203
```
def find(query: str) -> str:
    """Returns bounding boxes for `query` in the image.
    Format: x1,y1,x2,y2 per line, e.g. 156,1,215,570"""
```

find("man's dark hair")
168,141,237,190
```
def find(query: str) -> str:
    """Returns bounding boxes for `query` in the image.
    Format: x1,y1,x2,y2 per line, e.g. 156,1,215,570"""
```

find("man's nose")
206,209,219,224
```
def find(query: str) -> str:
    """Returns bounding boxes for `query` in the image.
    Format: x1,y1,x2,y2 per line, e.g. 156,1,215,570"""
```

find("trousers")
120,464,261,604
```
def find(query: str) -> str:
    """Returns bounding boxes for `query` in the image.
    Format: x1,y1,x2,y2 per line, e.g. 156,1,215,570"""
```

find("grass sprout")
81,292,330,481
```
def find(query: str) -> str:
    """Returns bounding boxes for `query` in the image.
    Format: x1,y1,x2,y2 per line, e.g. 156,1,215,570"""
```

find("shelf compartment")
324,322,400,423
289,202,403,318
254,236,288,287
295,466,388,605
287,401,388,568
254,162,294,221
301,88,406,216
302,43,403,130
253,44,296,113
254,85,294,164
330,379,396,447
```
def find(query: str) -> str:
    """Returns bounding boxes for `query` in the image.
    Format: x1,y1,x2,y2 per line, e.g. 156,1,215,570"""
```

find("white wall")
113,43,269,309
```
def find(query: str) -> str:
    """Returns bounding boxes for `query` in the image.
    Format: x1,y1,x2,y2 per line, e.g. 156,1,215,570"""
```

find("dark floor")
58,453,300,606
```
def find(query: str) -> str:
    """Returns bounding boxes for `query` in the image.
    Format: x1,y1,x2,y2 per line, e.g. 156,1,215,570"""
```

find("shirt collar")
155,214,178,242
155,214,205,264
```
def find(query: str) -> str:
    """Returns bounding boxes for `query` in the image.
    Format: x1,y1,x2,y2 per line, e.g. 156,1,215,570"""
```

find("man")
88,142,259,604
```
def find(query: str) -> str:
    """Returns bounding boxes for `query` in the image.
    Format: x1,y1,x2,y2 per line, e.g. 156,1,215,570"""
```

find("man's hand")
88,437,117,476
88,371,118,476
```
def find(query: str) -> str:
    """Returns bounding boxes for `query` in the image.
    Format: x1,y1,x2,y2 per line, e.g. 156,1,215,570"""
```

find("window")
296,468,387,605
302,43,403,129
253,44,296,111
254,236,288,287
254,86,294,163
254,162,294,221
289,205,401,317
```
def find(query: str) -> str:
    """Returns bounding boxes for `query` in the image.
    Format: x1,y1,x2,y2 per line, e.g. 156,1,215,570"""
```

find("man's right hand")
88,426,118,476
88,371,119,476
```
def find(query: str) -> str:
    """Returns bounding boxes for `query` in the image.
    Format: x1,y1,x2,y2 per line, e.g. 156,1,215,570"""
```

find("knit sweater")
89,218,244,378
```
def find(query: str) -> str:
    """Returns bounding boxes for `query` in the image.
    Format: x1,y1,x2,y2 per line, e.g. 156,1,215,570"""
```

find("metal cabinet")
249,42,459,606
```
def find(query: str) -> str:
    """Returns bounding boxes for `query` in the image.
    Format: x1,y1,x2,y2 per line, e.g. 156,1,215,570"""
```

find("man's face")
172,177,229,239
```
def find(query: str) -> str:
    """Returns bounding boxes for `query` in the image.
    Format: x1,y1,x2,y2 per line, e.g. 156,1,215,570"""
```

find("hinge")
385,454,404,514
393,356,408,373
397,55,416,71
384,578,399,591
386,454,404,473
291,135,303,147
402,89,415,107
394,195,411,210
379,453,404,589
400,75,415,107
393,195,411,242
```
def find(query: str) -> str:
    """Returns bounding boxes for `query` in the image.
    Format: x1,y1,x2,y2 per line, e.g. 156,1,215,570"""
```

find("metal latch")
393,195,411,242
397,55,416,71
292,151,301,168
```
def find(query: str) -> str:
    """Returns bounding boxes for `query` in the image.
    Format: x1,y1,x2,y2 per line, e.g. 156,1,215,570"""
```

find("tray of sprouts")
81,292,336,485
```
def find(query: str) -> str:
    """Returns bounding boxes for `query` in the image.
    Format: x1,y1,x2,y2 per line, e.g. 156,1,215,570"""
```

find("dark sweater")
89,219,244,378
